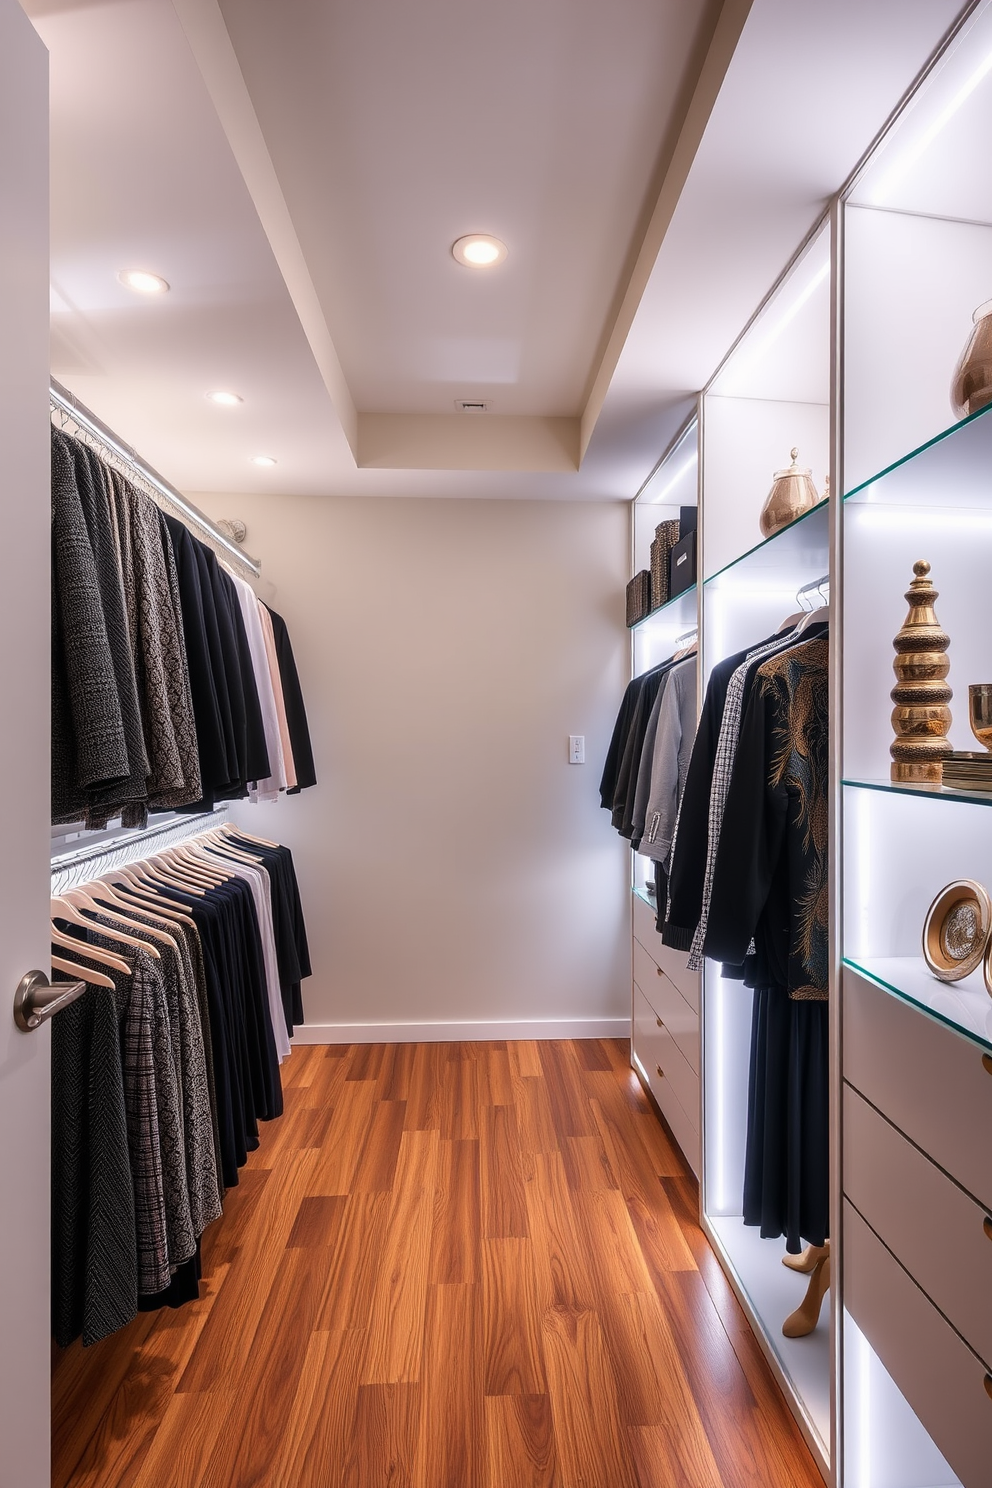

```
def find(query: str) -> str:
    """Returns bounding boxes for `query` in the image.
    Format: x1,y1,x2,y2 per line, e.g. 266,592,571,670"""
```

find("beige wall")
198,491,631,1040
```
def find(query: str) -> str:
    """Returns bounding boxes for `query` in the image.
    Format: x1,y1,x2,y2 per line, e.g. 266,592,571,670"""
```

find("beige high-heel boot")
782,1239,829,1275
782,1254,831,1338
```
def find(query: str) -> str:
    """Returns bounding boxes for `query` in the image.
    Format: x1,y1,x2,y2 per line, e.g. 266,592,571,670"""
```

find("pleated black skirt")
743,984,829,1253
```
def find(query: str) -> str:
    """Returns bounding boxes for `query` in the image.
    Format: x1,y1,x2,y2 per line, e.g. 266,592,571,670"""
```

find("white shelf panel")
707,1214,831,1459
842,955,992,1054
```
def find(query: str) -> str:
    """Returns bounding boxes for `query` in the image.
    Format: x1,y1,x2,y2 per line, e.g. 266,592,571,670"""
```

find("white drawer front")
845,1083,992,1370
632,939,699,1074
632,892,700,1011
845,1199,992,1488
653,1072,701,1178
844,967,992,1210
633,985,699,1136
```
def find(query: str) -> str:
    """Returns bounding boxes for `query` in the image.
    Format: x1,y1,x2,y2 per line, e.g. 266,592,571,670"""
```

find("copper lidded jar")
951,299,992,419
759,448,820,538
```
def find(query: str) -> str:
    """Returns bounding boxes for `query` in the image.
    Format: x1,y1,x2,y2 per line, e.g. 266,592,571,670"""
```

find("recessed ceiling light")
452,234,508,268
118,268,170,295
206,390,243,406
251,455,277,466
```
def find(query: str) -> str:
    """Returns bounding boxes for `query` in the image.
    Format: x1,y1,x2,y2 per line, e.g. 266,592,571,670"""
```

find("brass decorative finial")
890,559,953,783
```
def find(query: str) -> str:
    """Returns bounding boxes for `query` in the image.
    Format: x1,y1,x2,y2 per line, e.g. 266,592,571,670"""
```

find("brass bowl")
922,879,992,982
970,684,992,751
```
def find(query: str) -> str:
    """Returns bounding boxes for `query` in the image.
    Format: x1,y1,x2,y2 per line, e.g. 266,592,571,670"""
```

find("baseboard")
290,1016,630,1045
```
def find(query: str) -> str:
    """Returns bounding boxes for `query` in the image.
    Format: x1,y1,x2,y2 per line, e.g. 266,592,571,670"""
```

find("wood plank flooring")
52,1039,824,1488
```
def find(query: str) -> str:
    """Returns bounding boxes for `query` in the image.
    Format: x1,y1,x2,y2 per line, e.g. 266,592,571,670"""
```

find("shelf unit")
629,417,703,1174
623,3,992,1480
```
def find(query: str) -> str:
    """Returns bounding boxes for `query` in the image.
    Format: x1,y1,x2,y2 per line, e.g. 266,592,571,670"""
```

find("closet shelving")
625,3,992,1476
837,2,992,1480
613,4,992,1481
629,416,703,1172
697,216,833,1468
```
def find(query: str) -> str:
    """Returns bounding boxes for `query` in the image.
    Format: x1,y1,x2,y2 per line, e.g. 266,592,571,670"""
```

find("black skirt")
743,984,829,1252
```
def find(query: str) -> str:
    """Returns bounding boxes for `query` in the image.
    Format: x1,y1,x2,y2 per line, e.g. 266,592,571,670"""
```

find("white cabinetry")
622,4,992,1479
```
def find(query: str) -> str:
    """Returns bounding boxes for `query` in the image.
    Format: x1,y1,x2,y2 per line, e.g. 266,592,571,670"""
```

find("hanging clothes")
661,620,828,952
638,656,697,870
258,602,297,790
264,604,317,794
50,829,312,1345
703,633,830,1252
599,658,680,840
52,420,315,826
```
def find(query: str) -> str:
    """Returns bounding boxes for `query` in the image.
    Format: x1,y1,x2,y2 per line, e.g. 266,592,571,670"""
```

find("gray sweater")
637,656,698,870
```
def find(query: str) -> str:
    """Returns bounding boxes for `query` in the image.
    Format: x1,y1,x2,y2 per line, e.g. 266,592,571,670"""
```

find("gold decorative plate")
922,879,992,982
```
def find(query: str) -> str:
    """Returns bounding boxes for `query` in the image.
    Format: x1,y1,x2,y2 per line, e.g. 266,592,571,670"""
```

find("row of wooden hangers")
51,823,280,990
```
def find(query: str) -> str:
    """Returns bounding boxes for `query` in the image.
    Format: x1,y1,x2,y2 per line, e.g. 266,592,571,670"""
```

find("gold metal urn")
951,299,992,419
759,449,820,538
890,560,953,783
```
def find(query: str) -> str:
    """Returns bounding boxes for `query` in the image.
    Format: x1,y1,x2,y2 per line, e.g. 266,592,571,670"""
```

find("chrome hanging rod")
50,378,261,577
797,575,830,597
675,626,698,648
51,810,224,889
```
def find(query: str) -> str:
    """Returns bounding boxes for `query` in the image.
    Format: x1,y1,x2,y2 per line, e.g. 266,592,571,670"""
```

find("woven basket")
650,519,680,609
626,570,652,628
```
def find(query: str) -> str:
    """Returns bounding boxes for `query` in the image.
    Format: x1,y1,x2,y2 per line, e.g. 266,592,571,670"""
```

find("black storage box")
679,504,698,535
669,530,697,597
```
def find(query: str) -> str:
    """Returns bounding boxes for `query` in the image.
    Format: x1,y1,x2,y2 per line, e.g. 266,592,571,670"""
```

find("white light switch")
569,735,585,764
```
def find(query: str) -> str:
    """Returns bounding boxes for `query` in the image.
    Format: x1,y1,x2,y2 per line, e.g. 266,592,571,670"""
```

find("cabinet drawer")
633,985,699,1135
653,1070,701,1179
845,1199,992,1488
845,1083,992,1369
844,967,992,1210
632,893,700,1011
632,940,699,1073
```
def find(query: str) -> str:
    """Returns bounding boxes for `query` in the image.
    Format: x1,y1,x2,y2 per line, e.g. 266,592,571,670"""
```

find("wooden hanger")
129,860,205,899
51,953,114,990
196,839,260,868
51,924,131,974
220,822,279,850
59,885,178,950
206,828,263,862
154,848,223,888
51,895,160,958
163,844,230,883
98,874,197,928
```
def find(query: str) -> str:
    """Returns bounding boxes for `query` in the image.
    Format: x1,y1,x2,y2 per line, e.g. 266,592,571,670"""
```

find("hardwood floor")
52,1039,824,1487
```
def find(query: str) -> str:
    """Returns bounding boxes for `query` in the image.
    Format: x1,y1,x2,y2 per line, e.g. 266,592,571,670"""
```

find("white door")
0,5,51,1486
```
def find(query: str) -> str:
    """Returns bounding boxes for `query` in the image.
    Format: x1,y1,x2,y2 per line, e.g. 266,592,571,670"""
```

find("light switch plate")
569,735,585,764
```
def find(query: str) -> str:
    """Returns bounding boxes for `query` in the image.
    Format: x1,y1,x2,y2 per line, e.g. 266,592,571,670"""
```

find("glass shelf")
703,498,829,588
632,884,655,910
843,777,992,809
630,583,697,634
843,400,992,509
843,955,992,1054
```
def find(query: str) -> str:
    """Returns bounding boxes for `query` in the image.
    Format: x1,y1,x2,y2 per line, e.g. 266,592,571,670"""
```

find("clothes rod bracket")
13,969,86,1033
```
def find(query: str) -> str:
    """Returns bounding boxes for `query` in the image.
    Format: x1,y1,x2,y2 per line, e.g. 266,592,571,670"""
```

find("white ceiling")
27,0,973,501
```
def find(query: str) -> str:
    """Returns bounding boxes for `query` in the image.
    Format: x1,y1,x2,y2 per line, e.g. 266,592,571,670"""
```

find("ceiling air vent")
455,399,490,413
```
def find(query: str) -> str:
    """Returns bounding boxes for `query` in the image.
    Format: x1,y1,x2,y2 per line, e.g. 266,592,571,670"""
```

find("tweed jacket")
51,428,129,822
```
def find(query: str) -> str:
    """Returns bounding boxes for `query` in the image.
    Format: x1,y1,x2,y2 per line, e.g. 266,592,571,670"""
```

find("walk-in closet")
3,0,992,1484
